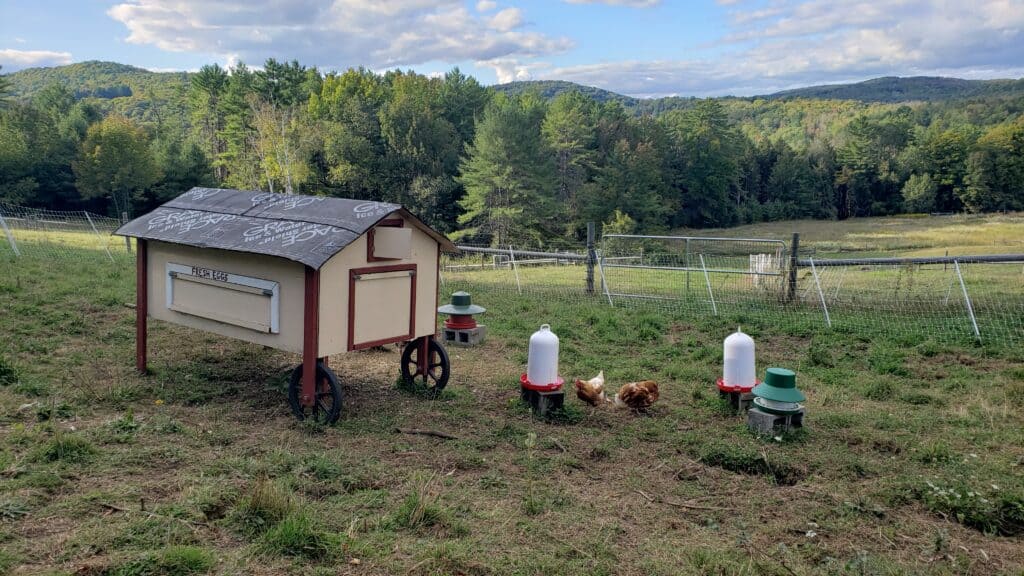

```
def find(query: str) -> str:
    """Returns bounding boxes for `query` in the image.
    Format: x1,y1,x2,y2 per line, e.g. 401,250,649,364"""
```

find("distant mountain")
496,76,1024,107
6,60,189,101
493,80,638,106
758,76,1024,103
492,80,700,115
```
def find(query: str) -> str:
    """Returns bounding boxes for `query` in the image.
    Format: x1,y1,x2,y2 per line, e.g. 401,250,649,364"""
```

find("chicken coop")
116,187,457,423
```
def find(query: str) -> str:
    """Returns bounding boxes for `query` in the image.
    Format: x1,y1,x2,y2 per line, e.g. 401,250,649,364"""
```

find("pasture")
0,216,1023,575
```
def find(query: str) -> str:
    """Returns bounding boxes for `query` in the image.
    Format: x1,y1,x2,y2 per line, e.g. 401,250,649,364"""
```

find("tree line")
1,60,1022,246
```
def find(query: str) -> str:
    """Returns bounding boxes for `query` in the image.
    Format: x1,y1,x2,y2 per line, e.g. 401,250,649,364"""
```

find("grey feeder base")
719,390,756,412
521,386,565,417
443,325,487,347
747,406,804,436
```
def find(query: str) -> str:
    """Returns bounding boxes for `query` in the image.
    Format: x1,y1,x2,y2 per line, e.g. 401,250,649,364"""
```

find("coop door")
348,265,416,350
165,263,280,333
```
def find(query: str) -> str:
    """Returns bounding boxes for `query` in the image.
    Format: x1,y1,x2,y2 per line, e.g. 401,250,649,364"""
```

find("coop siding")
317,215,439,357
147,241,306,353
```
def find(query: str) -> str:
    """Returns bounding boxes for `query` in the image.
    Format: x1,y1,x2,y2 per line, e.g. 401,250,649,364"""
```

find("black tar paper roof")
115,188,455,268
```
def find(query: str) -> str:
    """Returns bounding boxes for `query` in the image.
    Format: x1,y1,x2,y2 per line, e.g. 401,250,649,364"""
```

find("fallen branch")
660,498,735,511
395,427,458,440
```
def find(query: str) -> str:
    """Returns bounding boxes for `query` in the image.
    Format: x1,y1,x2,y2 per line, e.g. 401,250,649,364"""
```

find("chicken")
574,371,606,406
613,381,660,411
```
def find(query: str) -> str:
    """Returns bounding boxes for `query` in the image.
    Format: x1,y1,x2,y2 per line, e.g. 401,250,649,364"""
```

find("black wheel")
288,361,342,424
400,338,450,394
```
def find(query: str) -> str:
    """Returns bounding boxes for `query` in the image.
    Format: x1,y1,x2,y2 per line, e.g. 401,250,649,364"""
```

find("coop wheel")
400,338,450,394
288,361,342,424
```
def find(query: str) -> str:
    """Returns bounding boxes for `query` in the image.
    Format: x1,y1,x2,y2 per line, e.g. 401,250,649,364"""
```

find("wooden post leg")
302,266,320,407
136,239,148,374
417,336,430,377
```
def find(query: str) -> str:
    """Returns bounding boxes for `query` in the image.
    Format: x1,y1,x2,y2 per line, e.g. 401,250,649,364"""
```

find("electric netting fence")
0,202,132,263
442,234,1024,347
0,201,1020,347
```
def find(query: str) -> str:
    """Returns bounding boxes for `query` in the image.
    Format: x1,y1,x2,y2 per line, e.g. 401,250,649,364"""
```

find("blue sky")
2,0,1023,97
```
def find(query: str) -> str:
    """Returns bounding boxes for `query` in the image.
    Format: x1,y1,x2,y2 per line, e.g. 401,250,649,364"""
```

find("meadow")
0,215,1023,575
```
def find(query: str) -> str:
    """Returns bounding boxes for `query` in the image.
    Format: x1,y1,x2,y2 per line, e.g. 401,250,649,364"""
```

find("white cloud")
108,0,570,71
546,0,1024,96
476,0,497,11
488,7,523,32
563,0,661,6
0,48,73,71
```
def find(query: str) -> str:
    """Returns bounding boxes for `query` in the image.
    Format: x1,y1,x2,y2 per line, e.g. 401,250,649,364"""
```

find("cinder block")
520,386,565,416
719,390,756,412
747,406,804,436
443,325,487,346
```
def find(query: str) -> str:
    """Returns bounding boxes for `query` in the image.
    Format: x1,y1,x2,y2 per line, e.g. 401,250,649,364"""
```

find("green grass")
1,216,1023,574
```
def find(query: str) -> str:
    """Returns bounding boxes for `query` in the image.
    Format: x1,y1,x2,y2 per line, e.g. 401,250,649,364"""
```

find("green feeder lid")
752,367,806,403
437,291,486,315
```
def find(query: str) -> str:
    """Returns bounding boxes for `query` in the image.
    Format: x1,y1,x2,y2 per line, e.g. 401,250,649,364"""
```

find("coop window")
367,218,410,261
165,263,280,333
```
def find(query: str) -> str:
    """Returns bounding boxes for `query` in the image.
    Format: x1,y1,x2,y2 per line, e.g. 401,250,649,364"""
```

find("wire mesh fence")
442,235,1024,347
0,201,1020,347
0,202,133,263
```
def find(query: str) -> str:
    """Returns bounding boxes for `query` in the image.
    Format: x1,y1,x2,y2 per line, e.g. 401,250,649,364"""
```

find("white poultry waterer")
521,324,563,391
717,327,758,393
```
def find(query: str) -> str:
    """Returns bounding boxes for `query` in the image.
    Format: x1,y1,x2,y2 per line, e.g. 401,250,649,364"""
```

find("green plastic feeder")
437,291,486,315
752,367,805,407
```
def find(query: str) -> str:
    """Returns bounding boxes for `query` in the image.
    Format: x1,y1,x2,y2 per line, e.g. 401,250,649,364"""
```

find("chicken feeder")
116,187,458,424
748,367,806,435
438,291,486,346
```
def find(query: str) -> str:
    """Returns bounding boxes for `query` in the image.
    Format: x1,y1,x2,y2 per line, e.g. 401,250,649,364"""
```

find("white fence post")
809,257,831,327
699,254,717,316
0,209,20,257
954,260,981,342
508,245,522,295
84,211,115,263
598,250,614,306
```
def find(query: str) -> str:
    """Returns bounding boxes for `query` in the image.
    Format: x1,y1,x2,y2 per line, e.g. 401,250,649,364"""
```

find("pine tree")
457,94,557,246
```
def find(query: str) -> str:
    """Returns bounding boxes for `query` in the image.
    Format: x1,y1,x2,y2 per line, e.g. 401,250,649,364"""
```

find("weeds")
108,545,215,576
392,473,446,530
31,432,96,463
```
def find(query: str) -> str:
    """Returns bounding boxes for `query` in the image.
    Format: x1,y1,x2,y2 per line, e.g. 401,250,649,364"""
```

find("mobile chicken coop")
116,187,457,423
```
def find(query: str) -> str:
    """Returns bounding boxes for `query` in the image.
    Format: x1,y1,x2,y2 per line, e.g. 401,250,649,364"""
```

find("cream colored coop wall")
147,241,307,353
317,215,439,357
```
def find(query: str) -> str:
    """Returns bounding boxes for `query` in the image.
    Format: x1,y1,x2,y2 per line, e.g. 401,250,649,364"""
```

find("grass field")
1,241,1023,575
672,212,1024,258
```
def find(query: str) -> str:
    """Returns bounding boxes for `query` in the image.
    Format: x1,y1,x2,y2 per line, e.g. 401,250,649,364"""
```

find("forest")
1,60,1023,247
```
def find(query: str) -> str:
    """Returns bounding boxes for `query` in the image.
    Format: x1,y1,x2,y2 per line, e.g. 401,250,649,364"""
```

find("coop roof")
115,187,456,269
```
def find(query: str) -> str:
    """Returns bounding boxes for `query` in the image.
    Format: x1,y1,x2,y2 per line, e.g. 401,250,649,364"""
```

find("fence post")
586,222,595,295
809,257,831,327
0,209,20,257
508,245,522,295
122,212,132,254
699,253,717,316
954,260,981,343
685,238,691,298
786,232,800,302
598,250,614,307
84,211,115,263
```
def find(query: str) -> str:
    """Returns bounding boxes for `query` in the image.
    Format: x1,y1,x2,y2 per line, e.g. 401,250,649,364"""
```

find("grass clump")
0,357,19,386
258,511,340,560
32,432,96,464
393,475,447,530
917,481,1024,536
698,441,805,485
108,545,215,576
227,478,295,536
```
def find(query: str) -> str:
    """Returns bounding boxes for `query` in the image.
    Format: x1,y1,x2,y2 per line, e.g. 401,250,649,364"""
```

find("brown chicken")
574,371,606,406
613,381,659,411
